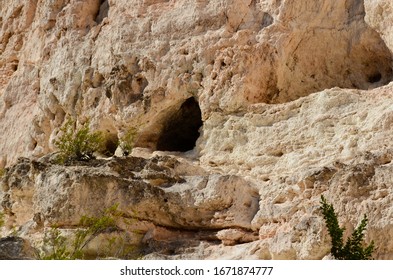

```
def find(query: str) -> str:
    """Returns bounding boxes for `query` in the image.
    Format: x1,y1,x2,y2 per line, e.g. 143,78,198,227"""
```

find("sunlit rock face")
1,0,393,259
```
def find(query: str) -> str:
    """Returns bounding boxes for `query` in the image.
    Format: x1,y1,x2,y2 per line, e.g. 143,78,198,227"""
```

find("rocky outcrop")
1,155,258,230
1,143,393,259
1,0,393,259
0,154,260,258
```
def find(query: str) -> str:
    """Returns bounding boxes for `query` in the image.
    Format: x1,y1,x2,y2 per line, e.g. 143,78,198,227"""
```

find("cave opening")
156,98,203,152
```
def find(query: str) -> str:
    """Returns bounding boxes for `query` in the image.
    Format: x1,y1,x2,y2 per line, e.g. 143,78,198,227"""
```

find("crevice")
10,6,23,19
261,12,274,28
95,0,109,24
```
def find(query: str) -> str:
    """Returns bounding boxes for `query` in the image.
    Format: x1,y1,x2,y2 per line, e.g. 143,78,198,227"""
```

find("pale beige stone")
1,0,392,164
1,0,393,260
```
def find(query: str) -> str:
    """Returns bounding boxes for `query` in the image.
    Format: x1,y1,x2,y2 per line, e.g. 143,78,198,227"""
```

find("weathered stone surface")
0,155,259,241
365,0,393,51
1,0,392,165
199,87,393,181
1,0,393,260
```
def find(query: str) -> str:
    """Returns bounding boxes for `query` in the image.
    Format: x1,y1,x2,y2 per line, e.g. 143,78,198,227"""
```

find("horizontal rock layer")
1,0,393,259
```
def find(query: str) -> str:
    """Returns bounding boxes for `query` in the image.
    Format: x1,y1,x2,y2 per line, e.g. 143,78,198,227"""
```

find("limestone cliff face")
1,0,393,259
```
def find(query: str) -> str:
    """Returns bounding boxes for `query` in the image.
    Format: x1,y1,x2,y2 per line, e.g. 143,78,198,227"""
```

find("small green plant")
320,195,375,260
71,204,119,259
38,204,135,260
40,227,71,260
54,118,103,163
119,127,137,156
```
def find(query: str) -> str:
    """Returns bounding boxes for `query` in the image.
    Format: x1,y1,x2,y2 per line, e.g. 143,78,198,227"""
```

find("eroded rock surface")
0,155,260,257
1,0,393,165
1,0,393,259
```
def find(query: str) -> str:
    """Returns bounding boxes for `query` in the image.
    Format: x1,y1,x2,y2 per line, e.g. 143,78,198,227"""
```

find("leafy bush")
71,205,118,259
320,195,375,260
54,118,103,163
39,227,71,260
38,204,135,260
119,127,137,156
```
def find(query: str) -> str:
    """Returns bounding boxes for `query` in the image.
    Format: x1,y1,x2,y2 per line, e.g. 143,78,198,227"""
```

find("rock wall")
1,0,393,166
1,0,393,259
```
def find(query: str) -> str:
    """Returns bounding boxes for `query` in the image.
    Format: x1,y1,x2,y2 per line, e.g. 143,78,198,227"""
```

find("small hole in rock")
274,151,284,157
156,97,203,152
93,97,100,107
367,72,382,84
95,0,109,24
261,12,273,28
11,63,18,71
105,88,112,99
29,138,38,151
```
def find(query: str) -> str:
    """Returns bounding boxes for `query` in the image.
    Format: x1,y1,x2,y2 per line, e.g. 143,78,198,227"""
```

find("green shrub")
38,204,135,260
54,118,103,163
71,205,118,259
119,127,137,156
40,227,71,260
320,195,375,260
